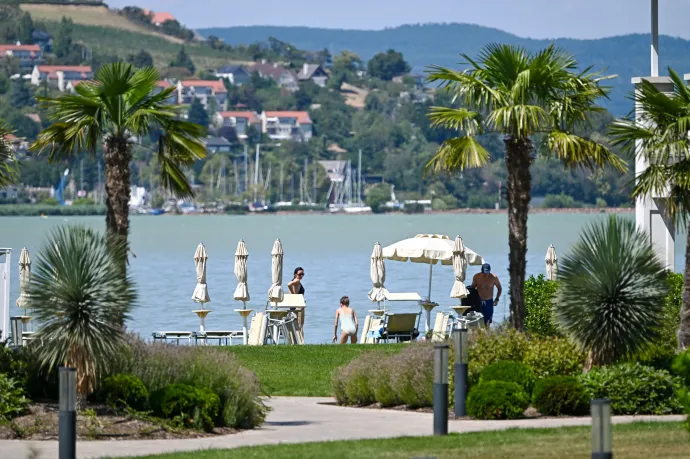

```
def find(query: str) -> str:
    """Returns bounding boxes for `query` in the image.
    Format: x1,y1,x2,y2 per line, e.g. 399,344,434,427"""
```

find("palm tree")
555,215,667,367
426,44,626,330
0,122,18,188
609,68,690,349
28,225,136,405
30,63,206,264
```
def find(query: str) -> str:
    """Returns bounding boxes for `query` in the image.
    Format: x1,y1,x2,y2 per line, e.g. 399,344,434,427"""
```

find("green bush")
532,376,589,416
673,350,690,433
479,360,535,395
579,363,682,415
524,275,560,337
101,374,149,412
389,344,434,408
522,336,586,379
370,358,402,408
110,337,267,429
150,383,220,431
467,381,529,420
331,352,380,406
0,373,29,421
468,328,530,386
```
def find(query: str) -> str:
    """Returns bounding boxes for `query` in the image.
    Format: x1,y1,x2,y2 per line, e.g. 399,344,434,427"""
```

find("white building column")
632,76,675,271
0,248,11,342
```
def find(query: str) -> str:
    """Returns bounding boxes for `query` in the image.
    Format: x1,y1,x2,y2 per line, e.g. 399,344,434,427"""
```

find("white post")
0,249,10,342
651,0,659,77
253,144,260,203
427,263,433,302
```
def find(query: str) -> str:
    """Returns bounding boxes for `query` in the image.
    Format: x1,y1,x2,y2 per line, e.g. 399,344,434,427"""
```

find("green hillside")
198,23,689,115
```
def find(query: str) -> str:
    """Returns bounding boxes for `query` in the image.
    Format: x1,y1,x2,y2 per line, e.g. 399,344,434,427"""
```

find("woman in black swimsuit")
288,267,305,294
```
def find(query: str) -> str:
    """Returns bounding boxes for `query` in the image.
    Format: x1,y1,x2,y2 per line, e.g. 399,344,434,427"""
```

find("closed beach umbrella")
368,242,389,302
233,240,250,307
268,239,284,303
16,247,30,309
450,236,469,299
191,243,210,306
545,244,558,281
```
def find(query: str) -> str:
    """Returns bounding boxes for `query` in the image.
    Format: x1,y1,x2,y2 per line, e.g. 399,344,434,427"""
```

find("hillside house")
31,65,93,92
178,80,227,110
205,136,233,154
4,133,29,158
0,44,43,70
296,63,329,87
214,111,260,139
249,62,298,92
144,9,176,26
215,65,250,86
392,74,425,90
31,31,53,52
153,80,178,104
261,111,312,141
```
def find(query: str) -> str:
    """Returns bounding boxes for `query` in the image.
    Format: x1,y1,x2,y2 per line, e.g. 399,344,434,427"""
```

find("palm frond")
427,106,483,135
543,130,627,172
556,215,668,366
29,225,136,395
426,136,491,174
0,122,18,188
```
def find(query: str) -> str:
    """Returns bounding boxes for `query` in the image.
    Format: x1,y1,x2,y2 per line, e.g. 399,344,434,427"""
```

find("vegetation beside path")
225,344,404,397
111,422,688,459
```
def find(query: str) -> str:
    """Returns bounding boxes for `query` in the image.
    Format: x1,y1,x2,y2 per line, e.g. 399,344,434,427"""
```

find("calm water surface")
2,213,686,343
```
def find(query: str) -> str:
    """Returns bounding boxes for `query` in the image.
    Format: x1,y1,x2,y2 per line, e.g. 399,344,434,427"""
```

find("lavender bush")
111,336,267,429
389,344,434,408
370,358,402,407
332,352,383,405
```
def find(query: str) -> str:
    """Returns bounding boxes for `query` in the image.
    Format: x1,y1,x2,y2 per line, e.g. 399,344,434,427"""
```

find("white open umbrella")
268,239,284,304
16,247,31,309
192,243,210,306
233,240,250,306
450,236,469,300
545,244,558,281
368,242,389,303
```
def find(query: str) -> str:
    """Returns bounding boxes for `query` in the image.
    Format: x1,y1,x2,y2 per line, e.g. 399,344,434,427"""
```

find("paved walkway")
2,397,684,459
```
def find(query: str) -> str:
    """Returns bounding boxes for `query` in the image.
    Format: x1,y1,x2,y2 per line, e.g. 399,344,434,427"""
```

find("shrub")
467,381,528,420
332,352,380,406
0,373,29,421
389,344,434,408
522,336,586,379
370,358,402,408
101,374,149,412
524,274,560,337
579,363,682,415
111,337,266,429
468,328,530,386
673,350,690,433
150,384,220,431
556,215,668,366
532,376,589,416
479,360,535,395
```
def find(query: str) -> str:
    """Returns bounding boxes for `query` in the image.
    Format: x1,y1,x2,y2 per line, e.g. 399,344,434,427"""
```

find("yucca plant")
556,215,668,367
29,225,137,405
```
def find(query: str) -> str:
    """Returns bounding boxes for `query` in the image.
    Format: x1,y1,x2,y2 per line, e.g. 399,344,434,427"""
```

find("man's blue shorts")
480,299,494,324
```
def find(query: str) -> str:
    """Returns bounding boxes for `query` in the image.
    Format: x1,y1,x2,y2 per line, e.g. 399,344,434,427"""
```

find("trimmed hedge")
532,376,589,416
467,381,529,420
150,384,220,431
101,374,148,412
479,360,535,395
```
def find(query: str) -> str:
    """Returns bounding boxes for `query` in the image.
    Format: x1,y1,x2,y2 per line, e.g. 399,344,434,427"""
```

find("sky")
107,0,690,39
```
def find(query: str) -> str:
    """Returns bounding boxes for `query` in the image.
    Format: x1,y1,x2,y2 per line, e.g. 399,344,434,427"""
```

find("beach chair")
247,312,269,346
151,331,193,344
379,312,421,343
192,330,243,345
268,293,306,341
431,312,452,342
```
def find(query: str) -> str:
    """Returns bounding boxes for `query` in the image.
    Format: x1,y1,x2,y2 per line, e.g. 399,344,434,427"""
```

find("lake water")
2,213,686,344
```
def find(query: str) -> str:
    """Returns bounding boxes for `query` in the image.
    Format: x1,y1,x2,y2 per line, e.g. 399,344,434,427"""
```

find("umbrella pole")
428,263,433,302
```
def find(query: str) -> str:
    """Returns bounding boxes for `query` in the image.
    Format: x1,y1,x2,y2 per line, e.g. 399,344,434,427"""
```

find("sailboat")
328,150,371,213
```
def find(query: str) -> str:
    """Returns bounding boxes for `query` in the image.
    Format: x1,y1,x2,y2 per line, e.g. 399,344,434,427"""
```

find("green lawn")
224,344,404,396
113,422,689,459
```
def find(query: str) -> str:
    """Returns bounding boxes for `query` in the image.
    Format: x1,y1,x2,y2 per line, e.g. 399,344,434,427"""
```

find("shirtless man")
471,263,502,326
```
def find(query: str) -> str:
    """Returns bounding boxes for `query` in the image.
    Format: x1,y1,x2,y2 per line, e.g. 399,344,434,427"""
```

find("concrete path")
2,397,684,459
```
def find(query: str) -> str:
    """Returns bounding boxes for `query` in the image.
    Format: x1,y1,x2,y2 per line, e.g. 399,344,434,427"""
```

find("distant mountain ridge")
198,23,690,115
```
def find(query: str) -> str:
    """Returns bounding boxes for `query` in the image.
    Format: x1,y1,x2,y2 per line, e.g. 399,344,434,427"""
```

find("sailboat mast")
279,162,284,202
358,149,362,205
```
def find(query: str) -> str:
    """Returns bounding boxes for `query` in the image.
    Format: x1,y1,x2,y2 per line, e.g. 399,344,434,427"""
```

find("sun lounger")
247,312,269,346
192,330,244,345
431,312,452,342
362,316,385,343
268,293,306,341
151,331,193,344
379,312,421,343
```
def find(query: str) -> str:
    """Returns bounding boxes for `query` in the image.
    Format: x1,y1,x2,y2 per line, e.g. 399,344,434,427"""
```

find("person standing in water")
471,263,502,326
333,296,358,344
288,267,305,295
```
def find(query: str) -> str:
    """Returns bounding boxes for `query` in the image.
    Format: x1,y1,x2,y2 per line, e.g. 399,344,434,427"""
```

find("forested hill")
198,23,690,115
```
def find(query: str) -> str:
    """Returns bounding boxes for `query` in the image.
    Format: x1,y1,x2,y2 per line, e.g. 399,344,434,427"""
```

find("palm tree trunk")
680,222,690,348
504,135,533,331
103,135,131,270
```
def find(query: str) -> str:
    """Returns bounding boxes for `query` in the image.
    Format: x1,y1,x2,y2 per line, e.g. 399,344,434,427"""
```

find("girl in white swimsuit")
333,295,358,344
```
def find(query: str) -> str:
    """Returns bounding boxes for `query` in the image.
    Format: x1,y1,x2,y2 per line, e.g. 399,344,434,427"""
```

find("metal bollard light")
59,367,77,459
433,344,449,436
591,399,613,459
452,326,469,417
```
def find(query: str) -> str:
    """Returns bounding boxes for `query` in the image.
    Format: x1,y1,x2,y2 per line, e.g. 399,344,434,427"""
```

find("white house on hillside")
177,80,228,110
31,65,93,92
261,111,312,141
